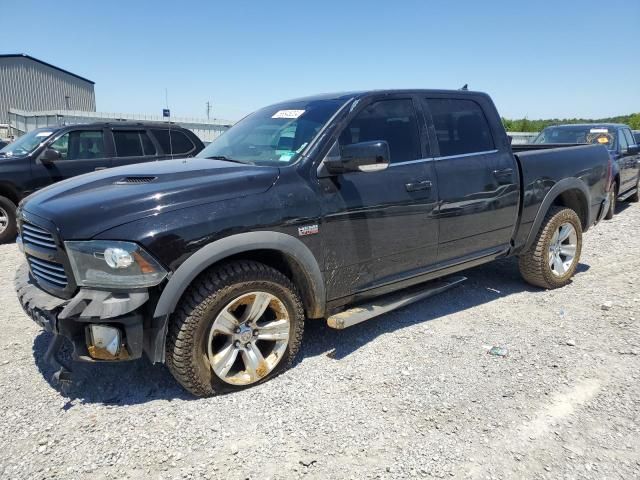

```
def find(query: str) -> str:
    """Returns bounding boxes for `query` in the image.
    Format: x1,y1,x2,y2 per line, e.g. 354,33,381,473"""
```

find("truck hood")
22,158,280,239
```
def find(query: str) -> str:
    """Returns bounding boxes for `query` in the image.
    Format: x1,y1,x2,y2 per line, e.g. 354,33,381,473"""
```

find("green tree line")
502,113,640,132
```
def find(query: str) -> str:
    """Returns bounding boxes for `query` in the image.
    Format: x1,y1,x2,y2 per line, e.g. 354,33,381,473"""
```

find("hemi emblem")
298,224,319,236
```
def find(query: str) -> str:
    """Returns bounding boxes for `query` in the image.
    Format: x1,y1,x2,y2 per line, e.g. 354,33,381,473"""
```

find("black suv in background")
0,122,204,242
533,123,640,217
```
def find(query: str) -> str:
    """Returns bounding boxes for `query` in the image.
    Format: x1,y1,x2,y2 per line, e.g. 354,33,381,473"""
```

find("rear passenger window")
339,99,422,163
426,98,494,157
114,131,143,157
140,132,156,155
150,129,195,155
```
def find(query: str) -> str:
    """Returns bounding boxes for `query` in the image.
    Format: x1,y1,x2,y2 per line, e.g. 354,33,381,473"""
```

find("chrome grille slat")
27,255,68,288
21,222,56,249
27,257,66,273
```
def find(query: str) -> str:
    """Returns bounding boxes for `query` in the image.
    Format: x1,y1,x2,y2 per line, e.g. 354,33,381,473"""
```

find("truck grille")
27,256,68,288
21,222,57,249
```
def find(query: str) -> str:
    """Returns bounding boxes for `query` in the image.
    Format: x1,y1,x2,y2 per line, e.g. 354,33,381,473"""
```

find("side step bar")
327,275,467,329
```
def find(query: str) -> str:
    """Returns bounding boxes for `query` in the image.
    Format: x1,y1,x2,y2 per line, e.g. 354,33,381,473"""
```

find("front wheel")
0,196,17,244
166,261,305,397
518,207,583,289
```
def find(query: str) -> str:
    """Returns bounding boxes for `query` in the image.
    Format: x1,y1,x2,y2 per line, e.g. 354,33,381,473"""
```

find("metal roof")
0,54,94,84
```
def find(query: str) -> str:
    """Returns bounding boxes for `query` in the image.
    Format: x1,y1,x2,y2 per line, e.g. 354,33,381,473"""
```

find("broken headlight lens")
65,240,168,288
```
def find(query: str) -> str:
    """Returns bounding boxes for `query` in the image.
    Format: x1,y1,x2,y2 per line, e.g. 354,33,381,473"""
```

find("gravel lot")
0,204,639,480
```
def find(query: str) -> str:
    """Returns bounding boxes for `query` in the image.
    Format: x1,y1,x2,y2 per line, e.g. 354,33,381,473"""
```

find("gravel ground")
0,203,639,480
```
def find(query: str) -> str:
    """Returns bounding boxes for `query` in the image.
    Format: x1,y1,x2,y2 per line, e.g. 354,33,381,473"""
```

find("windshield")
197,99,348,166
0,129,56,157
533,126,617,150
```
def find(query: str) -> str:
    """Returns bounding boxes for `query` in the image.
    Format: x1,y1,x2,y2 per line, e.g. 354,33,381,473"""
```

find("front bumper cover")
14,263,149,361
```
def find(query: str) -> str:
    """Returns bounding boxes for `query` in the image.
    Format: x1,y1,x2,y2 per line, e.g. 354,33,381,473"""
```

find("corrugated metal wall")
0,57,95,124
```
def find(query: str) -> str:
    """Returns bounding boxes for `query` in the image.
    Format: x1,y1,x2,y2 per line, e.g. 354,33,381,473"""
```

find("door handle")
405,180,432,192
493,168,513,178
94,167,107,171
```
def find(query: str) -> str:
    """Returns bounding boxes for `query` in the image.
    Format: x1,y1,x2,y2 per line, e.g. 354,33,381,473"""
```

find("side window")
49,130,104,160
150,129,195,154
618,129,628,153
49,133,70,160
339,99,422,163
113,131,146,157
425,98,494,157
622,129,635,147
170,131,195,154
140,131,156,155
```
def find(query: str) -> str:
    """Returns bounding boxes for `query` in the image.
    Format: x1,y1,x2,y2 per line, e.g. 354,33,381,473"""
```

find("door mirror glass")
627,144,639,155
40,148,61,164
324,140,390,174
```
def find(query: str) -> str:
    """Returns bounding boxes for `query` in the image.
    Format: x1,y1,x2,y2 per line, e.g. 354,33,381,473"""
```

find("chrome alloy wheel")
548,222,578,276
0,206,8,234
206,291,291,385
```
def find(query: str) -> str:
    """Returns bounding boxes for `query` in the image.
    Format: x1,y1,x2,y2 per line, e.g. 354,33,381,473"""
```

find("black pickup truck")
14,90,611,397
0,122,204,243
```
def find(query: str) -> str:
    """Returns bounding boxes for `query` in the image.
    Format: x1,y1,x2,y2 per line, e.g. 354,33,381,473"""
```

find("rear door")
110,129,158,168
422,96,519,263
320,96,439,299
620,128,639,190
31,128,111,190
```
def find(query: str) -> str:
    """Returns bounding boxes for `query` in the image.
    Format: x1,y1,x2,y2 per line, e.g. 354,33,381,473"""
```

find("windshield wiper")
205,155,251,165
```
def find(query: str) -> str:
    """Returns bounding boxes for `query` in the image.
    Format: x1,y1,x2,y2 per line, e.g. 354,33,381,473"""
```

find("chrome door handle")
405,180,432,192
493,168,513,178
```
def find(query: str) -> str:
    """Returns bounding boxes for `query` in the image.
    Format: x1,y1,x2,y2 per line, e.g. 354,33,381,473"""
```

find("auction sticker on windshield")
590,128,609,133
272,110,305,119
36,131,53,137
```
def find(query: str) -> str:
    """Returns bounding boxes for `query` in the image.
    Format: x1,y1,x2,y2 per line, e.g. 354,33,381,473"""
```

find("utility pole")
206,101,212,121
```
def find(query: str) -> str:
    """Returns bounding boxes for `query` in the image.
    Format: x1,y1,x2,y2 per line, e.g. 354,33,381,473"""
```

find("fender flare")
523,178,591,252
153,231,326,321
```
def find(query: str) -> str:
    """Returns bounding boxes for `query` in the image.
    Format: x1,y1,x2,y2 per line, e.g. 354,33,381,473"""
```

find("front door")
619,128,639,191
319,97,439,300
422,96,519,263
31,128,111,191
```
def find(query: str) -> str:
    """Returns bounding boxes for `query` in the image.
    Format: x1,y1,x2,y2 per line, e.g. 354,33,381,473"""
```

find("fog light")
87,325,126,360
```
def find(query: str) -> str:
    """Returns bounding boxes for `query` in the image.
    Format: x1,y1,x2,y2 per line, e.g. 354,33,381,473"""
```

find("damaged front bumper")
15,263,149,362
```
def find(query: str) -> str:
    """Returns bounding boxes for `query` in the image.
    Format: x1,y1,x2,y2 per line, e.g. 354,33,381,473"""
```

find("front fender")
147,231,326,362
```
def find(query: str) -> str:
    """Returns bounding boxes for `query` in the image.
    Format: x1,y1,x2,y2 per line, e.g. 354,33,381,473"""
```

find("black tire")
166,260,305,397
0,196,17,244
518,207,582,289
604,187,616,220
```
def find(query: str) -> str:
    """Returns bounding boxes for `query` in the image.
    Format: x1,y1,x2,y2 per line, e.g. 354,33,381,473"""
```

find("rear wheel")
166,261,305,397
0,196,17,244
604,187,616,220
518,207,582,289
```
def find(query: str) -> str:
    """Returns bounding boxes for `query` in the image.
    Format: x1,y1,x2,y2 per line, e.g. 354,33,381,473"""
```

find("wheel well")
552,189,588,229
213,249,322,319
613,174,620,193
0,183,20,206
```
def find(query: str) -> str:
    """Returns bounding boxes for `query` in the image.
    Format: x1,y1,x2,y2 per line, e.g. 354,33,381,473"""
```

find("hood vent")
115,176,157,185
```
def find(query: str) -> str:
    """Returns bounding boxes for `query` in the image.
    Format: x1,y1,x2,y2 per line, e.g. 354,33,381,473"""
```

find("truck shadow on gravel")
30,257,590,406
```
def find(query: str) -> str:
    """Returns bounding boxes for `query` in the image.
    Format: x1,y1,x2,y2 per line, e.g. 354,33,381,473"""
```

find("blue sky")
4,0,639,121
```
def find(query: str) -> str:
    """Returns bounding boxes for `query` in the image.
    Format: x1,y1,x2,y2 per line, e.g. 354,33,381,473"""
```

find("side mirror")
627,144,639,155
40,148,61,165
324,141,390,174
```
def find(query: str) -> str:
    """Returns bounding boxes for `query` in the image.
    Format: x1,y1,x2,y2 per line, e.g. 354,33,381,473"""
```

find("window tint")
113,131,144,157
622,129,635,147
339,99,422,163
140,132,156,155
150,129,194,154
426,98,494,156
618,129,628,152
170,131,195,154
49,130,104,160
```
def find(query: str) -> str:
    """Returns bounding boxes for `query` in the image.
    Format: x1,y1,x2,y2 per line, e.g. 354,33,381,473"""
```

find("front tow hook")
44,334,73,386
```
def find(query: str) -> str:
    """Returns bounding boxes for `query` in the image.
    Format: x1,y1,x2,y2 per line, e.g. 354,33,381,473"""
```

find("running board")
326,276,467,329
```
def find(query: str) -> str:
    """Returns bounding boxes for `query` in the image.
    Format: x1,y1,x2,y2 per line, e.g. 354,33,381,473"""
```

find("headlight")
65,240,167,288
